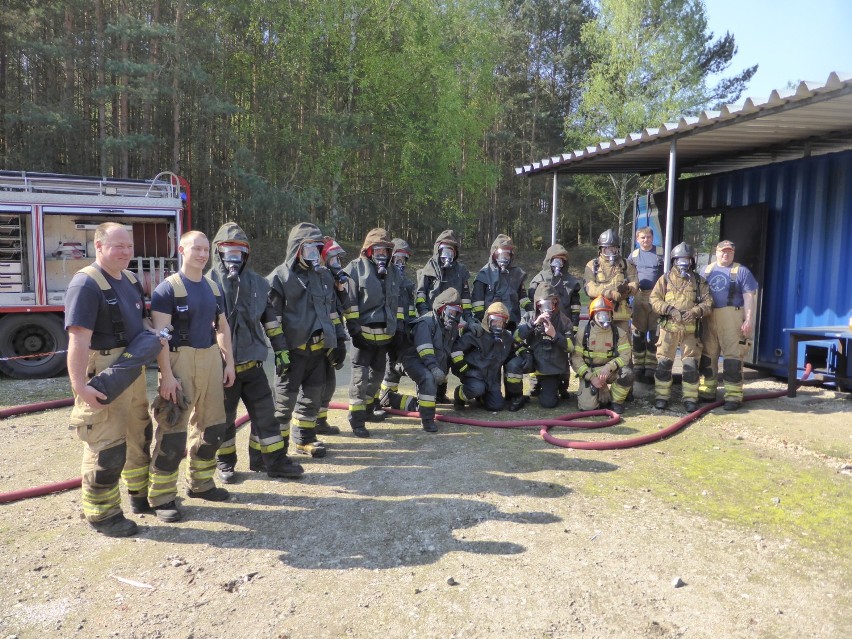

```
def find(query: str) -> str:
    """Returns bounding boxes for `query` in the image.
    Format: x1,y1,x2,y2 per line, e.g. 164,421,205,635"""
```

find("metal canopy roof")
515,72,852,177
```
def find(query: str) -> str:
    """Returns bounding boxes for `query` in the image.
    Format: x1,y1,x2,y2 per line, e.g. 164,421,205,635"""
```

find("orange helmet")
589,295,613,319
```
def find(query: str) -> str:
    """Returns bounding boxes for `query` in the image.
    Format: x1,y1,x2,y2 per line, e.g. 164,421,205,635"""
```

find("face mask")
601,246,619,264
439,245,455,269
537,299,555,319
326,254,348,283
550,258,564,277
595,311,612,328
494,249,512,273
392,254,407,274
441,305,462,330
219,247,246,281
301,243,322,272
372,247,389,277
675,257,691,275
488,314,506,336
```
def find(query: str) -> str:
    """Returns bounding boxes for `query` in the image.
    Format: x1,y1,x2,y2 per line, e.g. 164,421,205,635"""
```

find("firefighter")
380,289,463,432
471,234,531,328
315,237,350,436
344,228,403,438
527,243,582,398
649,242,713,412
65,222,162,536
626,227,665,384
505,283,575,410
698,240,759,410
571,296,633,414
150,231,236,523
415,229,473,403
451,301,515,411
583,229,638,336
211,222,304,482
268,223,348,458
378,238,418,416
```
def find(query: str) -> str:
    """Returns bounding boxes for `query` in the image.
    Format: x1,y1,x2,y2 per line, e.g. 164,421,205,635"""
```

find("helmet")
321,237,348,283
597,229,620,248
671,242,696,275
589,295,614,328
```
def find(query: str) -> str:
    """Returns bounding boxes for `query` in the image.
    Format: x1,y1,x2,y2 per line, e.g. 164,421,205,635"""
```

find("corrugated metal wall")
677,150,852,375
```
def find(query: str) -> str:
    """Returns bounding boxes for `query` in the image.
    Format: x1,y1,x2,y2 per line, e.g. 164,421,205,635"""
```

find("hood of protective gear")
542,244,569,271
533,282,558,306
490,234,514,255
360,228,394,255
392,237,412,257
433,229,460,258
286,222,324,269
483,301,510,334
212,222,251,277
432,287,462,313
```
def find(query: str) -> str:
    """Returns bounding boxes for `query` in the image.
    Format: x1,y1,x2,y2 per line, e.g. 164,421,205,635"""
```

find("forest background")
0,0,755,251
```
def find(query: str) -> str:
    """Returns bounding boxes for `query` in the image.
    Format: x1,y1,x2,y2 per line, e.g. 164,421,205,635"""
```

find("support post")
663,140,677,272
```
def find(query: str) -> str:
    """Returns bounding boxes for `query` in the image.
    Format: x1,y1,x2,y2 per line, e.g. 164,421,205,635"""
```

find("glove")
150,387,191,429
465,320,484,337
681,309,697,323
617,281,630,296
606,289,622,303
274,350,290,376
430,366,447,386
329,344,348,370
596,383,611,406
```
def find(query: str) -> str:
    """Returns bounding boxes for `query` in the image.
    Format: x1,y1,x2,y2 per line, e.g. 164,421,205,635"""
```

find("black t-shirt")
64,266,147,350
150,274,222,349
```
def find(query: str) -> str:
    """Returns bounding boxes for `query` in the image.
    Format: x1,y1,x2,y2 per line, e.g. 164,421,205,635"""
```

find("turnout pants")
218,361,287,471
631,290,659,373
69,348,152,523
318,355,336,425
654,328,702,403
382,354,437,426
349,344,389,428
699,307,749,403
274,344,326,445
457,370,504,411
149,345,226,507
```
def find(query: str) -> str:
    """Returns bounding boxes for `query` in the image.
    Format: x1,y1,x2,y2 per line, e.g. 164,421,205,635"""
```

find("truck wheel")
0,314,68,379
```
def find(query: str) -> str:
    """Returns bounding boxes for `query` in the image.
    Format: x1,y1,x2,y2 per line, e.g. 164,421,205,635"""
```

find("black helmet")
671,242,696,275
597,229,619,248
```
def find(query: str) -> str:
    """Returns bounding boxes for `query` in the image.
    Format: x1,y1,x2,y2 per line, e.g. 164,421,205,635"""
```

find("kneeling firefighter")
571,296,633,414
211,222,304,481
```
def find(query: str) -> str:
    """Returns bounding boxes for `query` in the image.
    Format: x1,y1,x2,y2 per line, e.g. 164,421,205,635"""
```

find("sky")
703,0,852,102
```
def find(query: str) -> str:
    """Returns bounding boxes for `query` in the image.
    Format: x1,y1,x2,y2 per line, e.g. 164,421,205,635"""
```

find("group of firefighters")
65,221,757,537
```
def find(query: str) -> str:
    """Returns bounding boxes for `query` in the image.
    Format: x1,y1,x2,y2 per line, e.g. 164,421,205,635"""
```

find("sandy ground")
1,365,850,639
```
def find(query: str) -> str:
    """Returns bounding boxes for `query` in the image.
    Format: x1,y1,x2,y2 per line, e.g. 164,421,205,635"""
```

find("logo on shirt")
136,302,142,310
708,273,728,293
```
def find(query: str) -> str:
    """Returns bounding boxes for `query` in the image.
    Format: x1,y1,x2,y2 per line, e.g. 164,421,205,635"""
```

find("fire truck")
0,170,191,378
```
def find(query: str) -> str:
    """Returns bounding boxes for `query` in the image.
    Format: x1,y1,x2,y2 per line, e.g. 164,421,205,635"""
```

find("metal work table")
783,325,852,397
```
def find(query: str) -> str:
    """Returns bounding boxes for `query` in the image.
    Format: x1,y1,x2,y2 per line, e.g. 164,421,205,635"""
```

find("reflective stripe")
293,417,316,429
235,360,262,374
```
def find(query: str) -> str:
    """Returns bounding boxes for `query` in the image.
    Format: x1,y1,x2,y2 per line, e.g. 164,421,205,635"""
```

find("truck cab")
0,170,189,378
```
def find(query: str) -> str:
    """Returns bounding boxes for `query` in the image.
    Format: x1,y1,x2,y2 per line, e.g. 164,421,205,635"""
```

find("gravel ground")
1,368,850,639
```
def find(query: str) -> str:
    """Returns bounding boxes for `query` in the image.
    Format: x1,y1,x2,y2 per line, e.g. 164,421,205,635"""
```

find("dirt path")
1,372,850,639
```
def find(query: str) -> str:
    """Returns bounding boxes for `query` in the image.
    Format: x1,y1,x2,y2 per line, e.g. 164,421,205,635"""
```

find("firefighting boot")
453,385,467,409
264,445,305,478
366,399,386,422
292,423,328,458
348,410,371,438
314,416,341,435
506,394,527,412
89,513,138,537
129,492,153,514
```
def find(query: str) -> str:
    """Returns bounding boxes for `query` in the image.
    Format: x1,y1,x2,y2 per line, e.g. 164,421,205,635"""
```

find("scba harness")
79,265,146,348
165,273,221,349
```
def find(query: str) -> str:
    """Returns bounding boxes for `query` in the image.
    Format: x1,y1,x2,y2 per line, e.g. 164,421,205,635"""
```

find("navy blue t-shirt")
64,266,147,350
151,274,223,349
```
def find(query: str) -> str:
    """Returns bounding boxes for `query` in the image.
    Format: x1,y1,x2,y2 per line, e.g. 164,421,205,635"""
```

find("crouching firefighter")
571,296,633,414
381,289,463,432
451,302,514,411
649,242,712,412
344,228,402,438
211,222,304,482
268,223,348,458
505,284,575,411
149,231,237,523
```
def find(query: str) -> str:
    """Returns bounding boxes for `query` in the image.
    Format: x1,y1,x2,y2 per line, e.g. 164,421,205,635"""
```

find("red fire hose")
0,366,812,504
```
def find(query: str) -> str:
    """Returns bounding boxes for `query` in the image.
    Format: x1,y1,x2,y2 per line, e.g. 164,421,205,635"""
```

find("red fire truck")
0,170,191,378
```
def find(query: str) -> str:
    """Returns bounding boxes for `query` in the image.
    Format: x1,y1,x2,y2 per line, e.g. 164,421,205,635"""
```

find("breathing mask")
300,242,322,272
601,246,619,264
441,304,463,331
537,298,555,319
550,257,564,277
594,310,612,329
371,246,390,277
674,257,692,276
392,253,408,274
488,313,507,338
218,244,248,281
494,248,512,273
438,244,455,269
325,253,348,283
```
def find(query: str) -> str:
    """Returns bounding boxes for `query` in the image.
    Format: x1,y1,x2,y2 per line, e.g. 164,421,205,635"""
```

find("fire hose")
0,365,811,504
